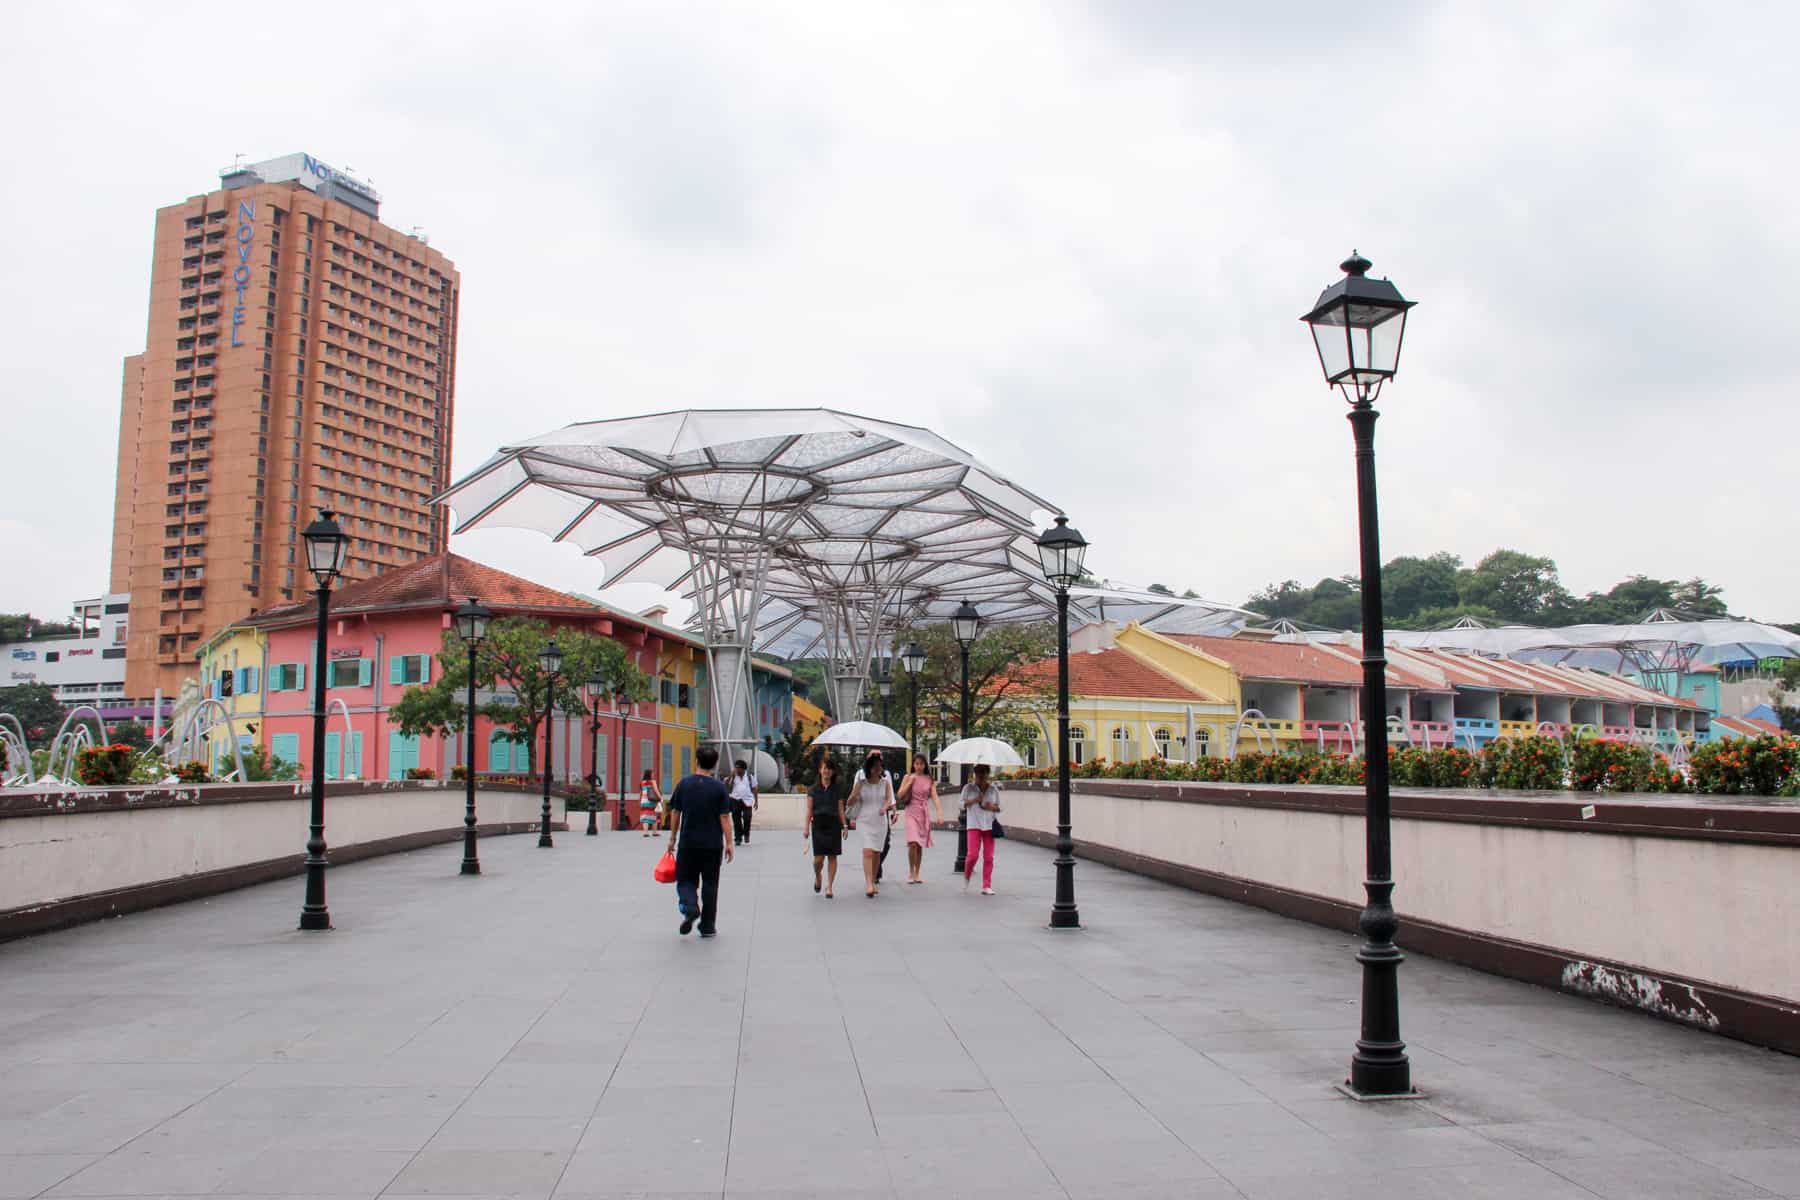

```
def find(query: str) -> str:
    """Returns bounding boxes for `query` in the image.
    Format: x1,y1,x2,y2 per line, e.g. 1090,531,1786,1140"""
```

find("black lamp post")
586,673,606,836
950,601,981,874
876,662,893,727
616,683,633,831
538,639,563,848
298,509,350,930
453,597,491,875
900,640,926,755
857,696,874,723
1301,250,1417,1098
1037,516,1088,930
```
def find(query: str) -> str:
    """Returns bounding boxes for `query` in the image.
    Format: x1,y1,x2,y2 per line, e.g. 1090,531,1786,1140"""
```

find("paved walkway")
2,831,1797,1199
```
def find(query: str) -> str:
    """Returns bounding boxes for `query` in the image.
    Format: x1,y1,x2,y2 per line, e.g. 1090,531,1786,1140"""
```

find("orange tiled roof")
251,553,604,627
1170,634,1364,686
1014,647,1220,702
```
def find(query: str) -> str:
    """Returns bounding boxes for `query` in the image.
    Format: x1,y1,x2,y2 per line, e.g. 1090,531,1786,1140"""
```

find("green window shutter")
325,732,341,780
388,730,405,779
359,658,373,688
349,732,363,778
389,655,404,685
271,733,299,765
420,655,431,683
295,663,305,691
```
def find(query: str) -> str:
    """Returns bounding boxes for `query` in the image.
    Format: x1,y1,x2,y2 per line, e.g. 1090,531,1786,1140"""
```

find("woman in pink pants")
960,763,1002,895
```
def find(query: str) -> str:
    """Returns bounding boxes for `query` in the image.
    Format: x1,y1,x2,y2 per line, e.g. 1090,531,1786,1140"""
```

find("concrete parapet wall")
1006,779,1800,1053
0,782,565,941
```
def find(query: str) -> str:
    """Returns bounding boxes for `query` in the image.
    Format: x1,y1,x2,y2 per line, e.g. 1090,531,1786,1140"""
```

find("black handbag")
991,819,1005,839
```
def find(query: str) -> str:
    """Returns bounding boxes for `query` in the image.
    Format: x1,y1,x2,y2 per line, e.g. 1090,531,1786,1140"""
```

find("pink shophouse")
252,553,699,789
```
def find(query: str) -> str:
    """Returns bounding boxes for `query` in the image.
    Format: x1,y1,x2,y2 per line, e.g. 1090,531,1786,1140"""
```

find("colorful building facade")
249,554,705,790
1010,622,1715,766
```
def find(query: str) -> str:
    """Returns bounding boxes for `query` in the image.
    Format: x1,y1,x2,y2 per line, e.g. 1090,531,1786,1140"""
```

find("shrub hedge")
1006,733,1797,797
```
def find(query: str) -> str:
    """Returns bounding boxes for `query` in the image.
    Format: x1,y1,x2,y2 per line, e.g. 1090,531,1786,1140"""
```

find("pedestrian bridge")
3,808,1798,1197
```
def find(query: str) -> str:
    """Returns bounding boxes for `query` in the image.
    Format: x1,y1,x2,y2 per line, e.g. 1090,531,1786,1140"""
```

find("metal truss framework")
436,409,1067,761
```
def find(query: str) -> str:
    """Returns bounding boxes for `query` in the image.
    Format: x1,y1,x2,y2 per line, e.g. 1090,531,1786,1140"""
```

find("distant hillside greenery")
1240,550,1733,632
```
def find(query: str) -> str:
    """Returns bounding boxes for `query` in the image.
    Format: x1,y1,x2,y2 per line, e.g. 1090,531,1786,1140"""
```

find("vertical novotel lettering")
230,197,255,348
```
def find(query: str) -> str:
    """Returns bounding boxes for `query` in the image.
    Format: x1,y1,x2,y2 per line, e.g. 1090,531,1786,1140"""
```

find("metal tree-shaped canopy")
436,409,1064,759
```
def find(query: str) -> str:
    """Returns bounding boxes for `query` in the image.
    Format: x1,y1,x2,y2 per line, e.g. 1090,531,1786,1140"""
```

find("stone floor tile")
0,1155,99,1199
1544,1151,1779,1199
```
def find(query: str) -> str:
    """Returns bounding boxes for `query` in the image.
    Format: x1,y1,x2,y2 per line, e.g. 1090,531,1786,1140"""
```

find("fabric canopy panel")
437,408,1058,594
435,408,1072,752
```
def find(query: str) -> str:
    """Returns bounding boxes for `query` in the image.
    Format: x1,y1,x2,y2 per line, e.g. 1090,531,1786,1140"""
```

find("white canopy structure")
1387,616,1800,694
1075,584,1258,636
435,409,1064,760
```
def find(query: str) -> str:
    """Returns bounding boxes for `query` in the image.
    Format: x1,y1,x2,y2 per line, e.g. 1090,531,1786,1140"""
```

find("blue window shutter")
389,655,404,685
324,732,341,780
420,655,431,684
350,732,363,778
389,730,405,779
271,732,299,765
358,658,372,688
250,666,260,693
295,663,305,691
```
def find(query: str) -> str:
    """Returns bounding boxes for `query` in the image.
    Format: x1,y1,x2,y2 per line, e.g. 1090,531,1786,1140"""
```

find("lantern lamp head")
1300,252,1415,405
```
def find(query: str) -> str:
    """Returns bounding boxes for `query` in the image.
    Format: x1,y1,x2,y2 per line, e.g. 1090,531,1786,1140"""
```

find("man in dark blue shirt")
666,745,735,937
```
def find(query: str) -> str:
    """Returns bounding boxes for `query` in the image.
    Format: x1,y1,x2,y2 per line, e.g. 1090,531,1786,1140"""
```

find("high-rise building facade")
111,153,460,702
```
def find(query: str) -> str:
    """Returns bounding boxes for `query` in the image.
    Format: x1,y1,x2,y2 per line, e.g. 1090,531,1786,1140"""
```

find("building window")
1154,728,1174,759
270,663,305,691
1068,725,1087,765
327,658,369,688
388,653,430,685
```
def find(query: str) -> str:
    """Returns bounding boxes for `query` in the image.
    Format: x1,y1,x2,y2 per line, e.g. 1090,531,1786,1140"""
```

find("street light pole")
950,602,981,875
901,641,926,755
298,511,350,931
454,597,491,876
538,640,563,849
1301,251,1417,1098
586,673,606,836
616,686,632,832
1037,517,1088,931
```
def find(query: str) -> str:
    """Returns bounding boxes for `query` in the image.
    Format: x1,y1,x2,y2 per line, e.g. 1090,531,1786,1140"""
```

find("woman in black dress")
804,756,847,898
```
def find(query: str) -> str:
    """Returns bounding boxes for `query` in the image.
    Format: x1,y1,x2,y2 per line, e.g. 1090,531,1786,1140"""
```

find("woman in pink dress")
898,752,944,884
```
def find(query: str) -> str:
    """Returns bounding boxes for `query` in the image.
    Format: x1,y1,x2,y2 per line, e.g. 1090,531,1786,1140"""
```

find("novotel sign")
242,152,380,203
231,196,254,348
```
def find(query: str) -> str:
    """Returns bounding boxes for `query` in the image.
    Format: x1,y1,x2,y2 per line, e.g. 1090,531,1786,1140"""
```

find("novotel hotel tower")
111,153,461,701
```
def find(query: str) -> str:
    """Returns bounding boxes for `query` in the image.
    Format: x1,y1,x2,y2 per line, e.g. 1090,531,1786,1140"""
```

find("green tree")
1456,550,1574,622
1381,553,1462,623
1246,580,1310,620
0,614,80,642
389,617,653,773
1147,583,1175,596
889,621,1056,735
107,720,151,750
0,683,67,747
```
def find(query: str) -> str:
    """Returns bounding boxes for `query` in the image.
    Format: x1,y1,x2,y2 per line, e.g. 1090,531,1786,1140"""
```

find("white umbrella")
935,737,1025,767
808,720,909,749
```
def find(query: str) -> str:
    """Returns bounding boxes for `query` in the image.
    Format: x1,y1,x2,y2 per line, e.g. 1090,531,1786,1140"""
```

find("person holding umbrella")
847,750,897,898
960,762,1003,895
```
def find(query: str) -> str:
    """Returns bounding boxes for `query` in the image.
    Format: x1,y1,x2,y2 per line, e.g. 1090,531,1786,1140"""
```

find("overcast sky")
3,2,1794,627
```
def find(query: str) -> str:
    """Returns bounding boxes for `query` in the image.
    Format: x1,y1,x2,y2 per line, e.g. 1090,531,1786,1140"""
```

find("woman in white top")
847,751,896,898
960,763,1003,895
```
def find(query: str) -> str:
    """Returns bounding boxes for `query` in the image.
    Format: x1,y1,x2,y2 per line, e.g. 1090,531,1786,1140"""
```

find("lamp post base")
459,860,481,876
1048,910,1081,930
298,909,331,931
1334,1080,1423,1103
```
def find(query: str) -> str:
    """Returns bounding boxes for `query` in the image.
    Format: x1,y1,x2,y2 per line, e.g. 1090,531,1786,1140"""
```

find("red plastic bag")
653,851,677,884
